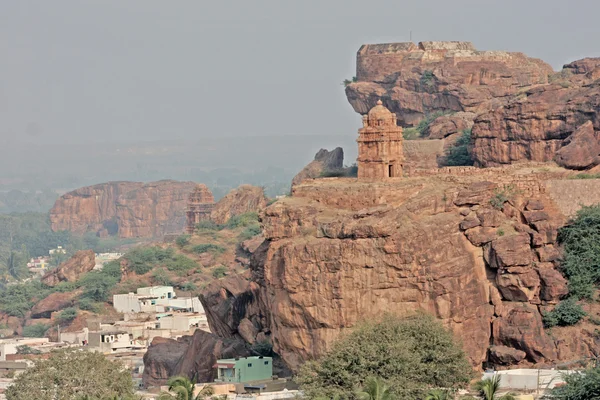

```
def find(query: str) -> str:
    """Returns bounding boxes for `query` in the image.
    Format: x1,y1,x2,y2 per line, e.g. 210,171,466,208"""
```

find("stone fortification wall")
546,179,600,217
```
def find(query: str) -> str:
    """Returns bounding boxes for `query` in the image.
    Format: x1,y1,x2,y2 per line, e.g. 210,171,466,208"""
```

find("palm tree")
473,375,516,400
356,377,395,400
158,376,215,400
424,389,450,400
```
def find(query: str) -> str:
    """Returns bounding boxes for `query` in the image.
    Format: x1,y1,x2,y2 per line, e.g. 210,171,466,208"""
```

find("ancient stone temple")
357,99,404,179
185,184,215,234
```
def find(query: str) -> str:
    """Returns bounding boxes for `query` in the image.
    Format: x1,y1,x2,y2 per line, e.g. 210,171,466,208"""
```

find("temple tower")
357,100,404,179
185,184,215,234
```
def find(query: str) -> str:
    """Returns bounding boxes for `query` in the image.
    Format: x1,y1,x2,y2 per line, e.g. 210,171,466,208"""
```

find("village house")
113,286,203,314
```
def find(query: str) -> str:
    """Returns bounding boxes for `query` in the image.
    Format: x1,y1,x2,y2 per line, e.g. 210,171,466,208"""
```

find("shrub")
22,324,49,338
559,205,600,299
543,298,586,328
151,268,174,286
403,127,421,140
191,244,226,255
164,254,197,273
489,186,516,210
226,212,260,229
15,345,41,355
56,307,78,324
320,164,359,178
212,266,228,279
420,70,435,88
175,234,191,248
77,298,101,313
342,76,358,87
548,365,600,400
178,282,197,292
251,341,273,356
296,313,473,400
100,260,122,279
239,224,262,241
443,129,474,166
79,272,119,302
196,220,223,231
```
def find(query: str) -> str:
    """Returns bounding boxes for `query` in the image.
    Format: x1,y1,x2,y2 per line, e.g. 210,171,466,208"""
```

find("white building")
137,286,175,299
88,330,146,353
113,286,202,314
0,338,50,361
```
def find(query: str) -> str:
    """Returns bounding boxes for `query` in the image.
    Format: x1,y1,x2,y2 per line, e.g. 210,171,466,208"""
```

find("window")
248,363,252,367
151,300,156,305
264,361,269,365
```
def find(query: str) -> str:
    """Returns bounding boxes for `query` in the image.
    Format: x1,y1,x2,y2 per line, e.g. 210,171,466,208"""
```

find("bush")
56,307,78,324
77,298,101,313
178,282,197,292
570,173,600,180
151,268,174,286
543,298,586,328
320,164,359,178
79,272,119,302
196,220,223,231
548,365,600,400
212,266,228,279
16,345,41,355
251,341,273,356
191,243,226,255
175,234,191,248
559,205,600,299
489,186,516,210
296,313,473,400
239,224,262,241
22,324,49,338
226,212,260,229
443,129,474,166
342,76,358,87
420,70,435,88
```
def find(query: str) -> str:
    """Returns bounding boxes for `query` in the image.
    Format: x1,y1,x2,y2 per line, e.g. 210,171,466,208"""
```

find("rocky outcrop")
291,148,344,186
346,41,552,127
211,185,268,225
50,180,197,238
41,250,96,287
31,291,81,319
472,59,600,168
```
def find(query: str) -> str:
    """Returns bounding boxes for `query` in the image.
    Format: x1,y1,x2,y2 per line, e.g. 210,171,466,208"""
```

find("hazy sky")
1,0,599,145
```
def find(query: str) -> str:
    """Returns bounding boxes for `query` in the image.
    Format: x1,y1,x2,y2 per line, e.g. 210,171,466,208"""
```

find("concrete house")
215,356,273,383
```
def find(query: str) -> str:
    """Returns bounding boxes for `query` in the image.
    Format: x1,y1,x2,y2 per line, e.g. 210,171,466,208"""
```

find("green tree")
158,376,215,400
473,375,515,400
56,307,78,324
443,129,474,166
296,313,473,400
22,323,49,338
547,366,600,399
357,377,395,400
6,350,134,400
542,298,586,328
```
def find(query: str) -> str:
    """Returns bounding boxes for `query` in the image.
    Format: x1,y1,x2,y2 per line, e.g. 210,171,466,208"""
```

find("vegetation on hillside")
6,350,135,400
547,366,600,399
558,204,600,300
403,111,453,140
442,129,474,166
320,164,359,178
296,313,472,400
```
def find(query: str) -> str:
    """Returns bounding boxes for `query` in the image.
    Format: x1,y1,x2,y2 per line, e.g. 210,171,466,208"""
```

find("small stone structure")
185,184,215,234
357,100,404,179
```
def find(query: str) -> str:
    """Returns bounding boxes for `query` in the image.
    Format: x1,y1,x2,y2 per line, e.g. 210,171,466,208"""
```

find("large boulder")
42,250,96,287
554,121,600,169
211,185,268,225
31,291,81,319
291,148,344,186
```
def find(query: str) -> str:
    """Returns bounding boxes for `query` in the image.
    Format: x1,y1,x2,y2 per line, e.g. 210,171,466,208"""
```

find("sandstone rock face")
211,185,268,225
347,42,552,127
472,59,600,168
148,166,600,378
291,148,344,186
50,180,197,238
41,250,96,287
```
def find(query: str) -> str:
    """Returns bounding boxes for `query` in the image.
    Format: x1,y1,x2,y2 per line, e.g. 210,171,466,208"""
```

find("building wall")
137,286,174,299
236,357,273,382
113,294,142,313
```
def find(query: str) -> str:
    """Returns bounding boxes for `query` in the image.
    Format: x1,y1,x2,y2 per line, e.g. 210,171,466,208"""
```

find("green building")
214,356,273,383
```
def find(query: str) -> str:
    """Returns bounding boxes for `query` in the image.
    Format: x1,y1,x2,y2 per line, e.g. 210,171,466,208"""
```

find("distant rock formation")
211,185,268,225
291,147,344,186
41,250,96,287
50,180,197,238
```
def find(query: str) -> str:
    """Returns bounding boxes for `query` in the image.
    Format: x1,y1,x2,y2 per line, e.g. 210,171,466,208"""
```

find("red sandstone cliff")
346,42,600,170
144,165,600,382
50,180,197,238
211,185,269,225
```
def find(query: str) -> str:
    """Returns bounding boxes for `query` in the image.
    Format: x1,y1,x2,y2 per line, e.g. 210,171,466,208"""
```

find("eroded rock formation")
50,180,197,238
211,185,268,225
291,148,344,186
41,250,96,287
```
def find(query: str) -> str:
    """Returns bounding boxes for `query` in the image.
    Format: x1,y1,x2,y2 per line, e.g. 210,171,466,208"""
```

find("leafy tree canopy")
296,313,473,400
6,350,134,400
546,367,600,400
